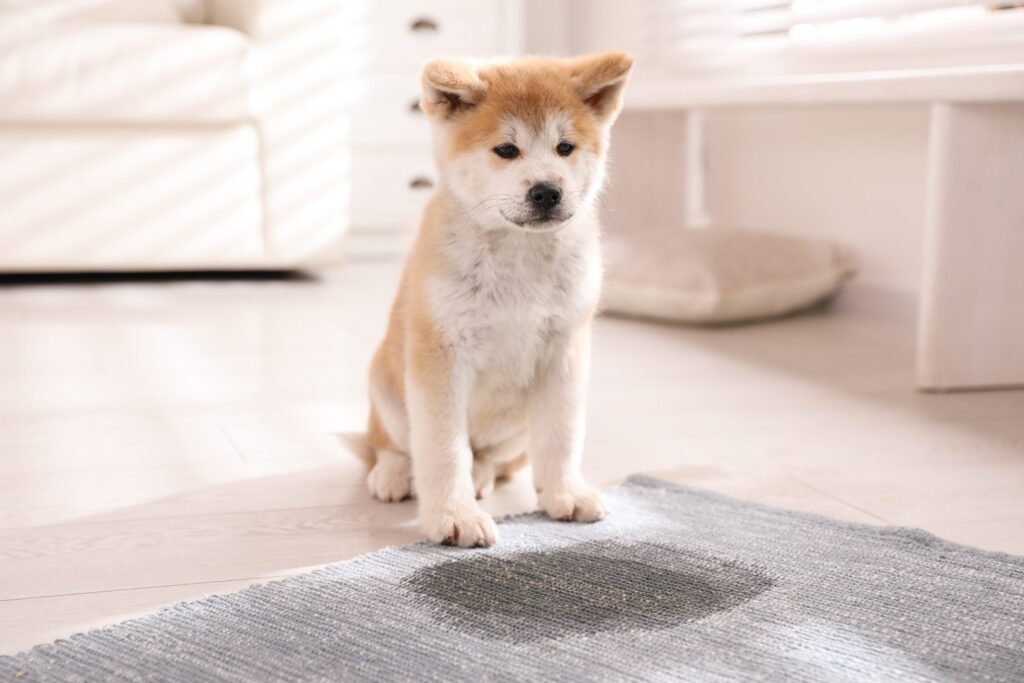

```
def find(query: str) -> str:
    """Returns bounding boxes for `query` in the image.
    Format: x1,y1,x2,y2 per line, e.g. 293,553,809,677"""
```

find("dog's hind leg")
367,447,413,502
472,429,529,499
347,397,413,503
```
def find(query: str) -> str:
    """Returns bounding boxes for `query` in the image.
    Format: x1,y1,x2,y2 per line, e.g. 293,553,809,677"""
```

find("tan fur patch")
440,53,633,158
496,452,528,480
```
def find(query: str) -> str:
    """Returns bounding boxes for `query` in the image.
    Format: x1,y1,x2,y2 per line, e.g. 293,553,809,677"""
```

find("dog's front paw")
421,501,498,548
539,483,607,523
366,452,412,503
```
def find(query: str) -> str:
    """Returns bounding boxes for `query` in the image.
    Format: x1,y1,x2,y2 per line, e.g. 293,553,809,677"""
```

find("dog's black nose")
528,182,562,210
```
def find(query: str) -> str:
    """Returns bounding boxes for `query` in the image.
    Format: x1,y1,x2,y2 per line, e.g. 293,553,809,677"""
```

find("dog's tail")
338,431,376,469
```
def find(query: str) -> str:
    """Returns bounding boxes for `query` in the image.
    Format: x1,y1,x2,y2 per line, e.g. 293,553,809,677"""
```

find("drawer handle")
409,176,434,190
409,17,439,32
410,99,422,113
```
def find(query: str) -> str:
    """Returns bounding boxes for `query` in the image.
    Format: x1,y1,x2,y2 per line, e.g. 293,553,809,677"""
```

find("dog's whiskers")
459,194,517,221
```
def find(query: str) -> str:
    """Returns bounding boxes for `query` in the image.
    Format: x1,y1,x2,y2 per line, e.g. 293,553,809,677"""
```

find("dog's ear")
421,58,486,119
570,51,634,123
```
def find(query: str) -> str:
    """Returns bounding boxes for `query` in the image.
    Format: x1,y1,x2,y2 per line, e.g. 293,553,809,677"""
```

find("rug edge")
625,473,1024,567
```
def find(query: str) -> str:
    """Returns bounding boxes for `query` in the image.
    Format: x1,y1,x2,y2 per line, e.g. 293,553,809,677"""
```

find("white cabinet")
351,150,437,229
351,75,431,148
347,0,523,257
365,1,507,68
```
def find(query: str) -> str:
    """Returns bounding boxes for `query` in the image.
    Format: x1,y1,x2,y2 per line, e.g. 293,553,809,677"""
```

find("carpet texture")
3,475,1023,682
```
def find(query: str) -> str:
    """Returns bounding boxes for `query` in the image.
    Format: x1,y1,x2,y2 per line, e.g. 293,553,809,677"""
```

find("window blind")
645,0,1024,75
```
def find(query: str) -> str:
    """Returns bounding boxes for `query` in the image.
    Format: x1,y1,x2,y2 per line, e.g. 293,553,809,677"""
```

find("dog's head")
420,52,633,232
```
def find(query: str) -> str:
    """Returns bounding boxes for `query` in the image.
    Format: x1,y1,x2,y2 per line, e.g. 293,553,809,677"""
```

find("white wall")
522,0,570,55
705,106,931,298
566,0,650,72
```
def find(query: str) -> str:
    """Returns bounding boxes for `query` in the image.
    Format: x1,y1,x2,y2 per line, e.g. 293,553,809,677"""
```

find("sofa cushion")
0,22,254,124
0,0,191,26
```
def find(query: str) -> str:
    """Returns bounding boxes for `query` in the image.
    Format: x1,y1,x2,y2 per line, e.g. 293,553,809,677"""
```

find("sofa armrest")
205,0,264,37
205,0,355,263
206,0,353,42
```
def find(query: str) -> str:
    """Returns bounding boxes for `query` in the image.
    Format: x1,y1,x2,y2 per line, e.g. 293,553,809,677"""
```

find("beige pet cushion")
602,228,856,324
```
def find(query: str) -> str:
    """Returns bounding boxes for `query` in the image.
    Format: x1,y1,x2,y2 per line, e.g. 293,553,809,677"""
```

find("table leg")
918,102,1024,391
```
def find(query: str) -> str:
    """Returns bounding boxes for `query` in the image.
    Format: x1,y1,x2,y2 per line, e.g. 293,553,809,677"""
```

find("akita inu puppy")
347,52,633,547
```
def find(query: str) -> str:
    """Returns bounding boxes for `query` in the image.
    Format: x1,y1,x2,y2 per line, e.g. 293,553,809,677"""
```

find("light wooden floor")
1,262,1022,654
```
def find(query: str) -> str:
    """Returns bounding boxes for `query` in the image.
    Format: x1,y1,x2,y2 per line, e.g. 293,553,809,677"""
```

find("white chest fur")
428,221,601,394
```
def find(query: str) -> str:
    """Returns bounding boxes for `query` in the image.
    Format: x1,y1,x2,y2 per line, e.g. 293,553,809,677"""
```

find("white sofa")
0,0,352,271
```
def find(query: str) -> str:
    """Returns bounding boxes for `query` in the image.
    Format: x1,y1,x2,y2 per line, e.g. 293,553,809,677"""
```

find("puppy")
347,52,634,547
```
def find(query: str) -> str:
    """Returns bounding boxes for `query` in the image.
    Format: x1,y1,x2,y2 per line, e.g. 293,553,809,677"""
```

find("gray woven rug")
4,475,1023,682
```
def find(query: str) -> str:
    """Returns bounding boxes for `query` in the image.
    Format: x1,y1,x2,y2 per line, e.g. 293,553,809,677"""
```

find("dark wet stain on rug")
403,541,774,642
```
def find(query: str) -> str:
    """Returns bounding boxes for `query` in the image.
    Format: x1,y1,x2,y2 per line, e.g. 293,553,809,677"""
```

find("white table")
610,64,1024,391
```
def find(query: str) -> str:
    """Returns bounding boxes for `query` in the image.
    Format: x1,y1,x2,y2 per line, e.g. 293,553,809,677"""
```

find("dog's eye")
556,142,575,157
493,143,519,160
